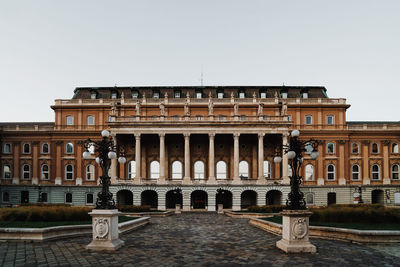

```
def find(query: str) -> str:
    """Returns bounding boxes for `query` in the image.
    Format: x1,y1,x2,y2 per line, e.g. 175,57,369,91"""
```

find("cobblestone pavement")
1,213,400,266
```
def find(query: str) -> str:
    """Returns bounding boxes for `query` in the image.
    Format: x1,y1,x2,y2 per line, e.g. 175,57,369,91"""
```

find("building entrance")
216,190,232,209
191,190,208,209
21,191,29,204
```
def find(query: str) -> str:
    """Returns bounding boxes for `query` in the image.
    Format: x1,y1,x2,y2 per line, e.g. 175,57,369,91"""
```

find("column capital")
233,133,240,138
258,133,265,138
183,133,190,138
383,140,391,146
159,133,165,138
32,141,40,146
208,132,215,138
55,141,63,145
338,140,346,145
134,133,141,139
362,140,370,145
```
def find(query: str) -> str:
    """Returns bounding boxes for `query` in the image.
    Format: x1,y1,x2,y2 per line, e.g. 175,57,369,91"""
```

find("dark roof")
0,122,54,126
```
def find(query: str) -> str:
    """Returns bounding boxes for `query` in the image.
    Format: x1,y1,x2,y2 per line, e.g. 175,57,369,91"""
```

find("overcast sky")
0,0,399,122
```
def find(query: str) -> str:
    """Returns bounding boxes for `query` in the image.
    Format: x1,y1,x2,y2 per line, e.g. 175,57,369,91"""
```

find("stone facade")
0,86,399,209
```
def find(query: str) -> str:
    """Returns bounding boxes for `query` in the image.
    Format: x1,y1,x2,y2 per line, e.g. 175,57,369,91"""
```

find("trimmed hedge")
117,205,152,212
0,206,91,222
247,205,285,213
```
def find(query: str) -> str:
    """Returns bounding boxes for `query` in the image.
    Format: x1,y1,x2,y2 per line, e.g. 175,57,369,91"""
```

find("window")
352,164,360,180
305,164,314,181
41,143,49,154
327,164,335,180
305,115,313,125
40,192,48,202
288,165,292,177
352,143,359,154
194,161,205,179
239,161,249,178
301,92,308,99
371,143,379,154
287,115,292,122
174,91,181,98
3,164,11,179
90,92,97,99
2,192,9,202
195,115,203,121
195,91,202,99
327,143,335,154
216,161,227,179
172,161,183,179
23,143,30,154
152,91,160,98
326,115,334,125
150,161,160,179
41,164,49,180
392,143,399,154
240,115,246,121
3,143,11,154
371,164,380,180
217,90,224,99
108,115,112,122
260,91,267,98
66,116,74,126
132,90,139,98
128,161,136,179
22,164,30,179
65,164,74,180
111,91,117,99
391,164,399,180
66,143,74,154
305,193,314,205
218,115,226,121
86,164,95,180
263,161,271,178
87,115,95,126
86,193,94,204
281,92,288,99
238,90,245,98
65,193,72,203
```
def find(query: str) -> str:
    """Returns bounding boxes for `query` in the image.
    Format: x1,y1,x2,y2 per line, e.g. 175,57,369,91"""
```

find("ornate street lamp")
274,129,318,253
82,130,126,209
172,188,182,213
273,130,319,210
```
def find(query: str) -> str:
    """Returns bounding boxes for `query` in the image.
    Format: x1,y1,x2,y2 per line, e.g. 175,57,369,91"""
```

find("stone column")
12,142,20,185
158,191,166,211
338,140,346,185
55,141,62,185
362,141,370,185
134,134,141,182
182,190,191,211
208,191,216,211
159,133,165,182
208,133,215,182
258,133,264,179
110,135,118,184
76,143,83,185
282,133,290,184
32,141,39,185
183,133,191,183
232,191,241,211
233,133,240,182
383,140,391,184
317,141,324,185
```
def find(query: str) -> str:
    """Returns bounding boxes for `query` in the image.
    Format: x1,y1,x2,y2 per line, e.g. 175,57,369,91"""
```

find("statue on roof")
160,102,165,116
110,102,117,116
258,102,263,116
234,102,239,116
184,102,190,116
281,101,288,116
136,100,141,116
274,91,278,99
208,98,214,115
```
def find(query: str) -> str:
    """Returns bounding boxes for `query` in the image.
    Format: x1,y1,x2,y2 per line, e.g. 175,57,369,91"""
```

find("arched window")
392,143,399,154
352,143,359,154
172,161,183,179
391,164,399,180
327,143,335,154
352,164,360,180
3,164,11,179
22,164,31,179
305,164,314,181
288,165,292,177
65,164,74,180
41,143,49,154
327,164,335,180
305,193,314,205
194,161,205,179
66,143,74,154
263,161,271,178
2,192,9,202
150,161,160,179
305,115,313,125
87,115,95,126
23,143,30,154
66,115,74,126
371,143,379,154
65,193,73,203
371,164,380,180
128,160,136,179
239,160,249,178
86,164,95,180
41,164,49,180
216,161,227,179
3,143,11,153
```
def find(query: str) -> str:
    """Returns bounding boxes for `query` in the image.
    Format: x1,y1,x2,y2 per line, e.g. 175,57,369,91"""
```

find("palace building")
0,86,399,210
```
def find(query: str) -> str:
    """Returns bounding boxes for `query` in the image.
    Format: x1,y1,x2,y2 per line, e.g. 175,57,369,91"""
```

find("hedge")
247,205,285,213
0,206,91,222
117,205,152,212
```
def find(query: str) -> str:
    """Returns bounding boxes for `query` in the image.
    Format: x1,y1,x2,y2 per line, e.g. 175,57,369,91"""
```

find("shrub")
247,205,285,213
117,205,152,212
0,206,91,222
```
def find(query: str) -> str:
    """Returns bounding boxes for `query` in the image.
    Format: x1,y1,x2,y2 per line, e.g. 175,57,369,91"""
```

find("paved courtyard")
0,213,399,266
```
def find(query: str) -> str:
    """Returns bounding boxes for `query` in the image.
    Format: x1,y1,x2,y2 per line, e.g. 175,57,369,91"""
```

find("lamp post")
216,188,225,214
83,130,126,251
172,188,182,214
274,130,318,253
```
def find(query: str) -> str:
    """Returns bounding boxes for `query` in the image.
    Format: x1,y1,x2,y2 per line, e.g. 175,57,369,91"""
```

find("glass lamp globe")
287,150,296,159
82,151,91,160
310,151,319,159
291,130,300,137
95,157,101,164
108,151,117,159
101,130,110,138
118,156,126,164
274,156,282,163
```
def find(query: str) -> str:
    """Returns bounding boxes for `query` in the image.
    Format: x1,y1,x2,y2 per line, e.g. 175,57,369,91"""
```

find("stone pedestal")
87,209,124,251
175,204,181,214
217,204,224,214
276,210,316,253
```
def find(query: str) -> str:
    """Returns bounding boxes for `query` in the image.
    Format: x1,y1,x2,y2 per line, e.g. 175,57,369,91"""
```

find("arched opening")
172,161,183,179
194,161,205,179
21,191,29,204
266,190,282,205
150,161,160,179
191,190,208,209
117,190,133,206
216,161,227,179
141,190,158,208
239,160,249,178
241,190,257,209
371,189,384,204
327,192,336,206
305,164,314,181
216,190,233,209
166,190,183,209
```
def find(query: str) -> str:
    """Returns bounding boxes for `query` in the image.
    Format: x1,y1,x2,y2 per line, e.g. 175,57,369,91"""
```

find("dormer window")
238,89,245,99
90,92,97,99
195,90,202,99
301,92,308,99
281,92,288,99
153,90,160,98
131,90,139,98
111,91,117,99
259,90,267,99
217,89,224,99
174,90,181,98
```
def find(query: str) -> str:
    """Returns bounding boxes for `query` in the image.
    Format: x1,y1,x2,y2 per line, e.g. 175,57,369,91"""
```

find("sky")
0,0,399,122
